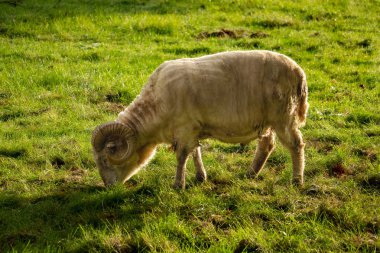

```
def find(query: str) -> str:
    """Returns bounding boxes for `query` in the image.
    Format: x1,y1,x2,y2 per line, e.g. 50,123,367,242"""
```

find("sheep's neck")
116,93,162,143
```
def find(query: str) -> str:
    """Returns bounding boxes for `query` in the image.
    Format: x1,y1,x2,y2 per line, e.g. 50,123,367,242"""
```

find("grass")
0,0,379,252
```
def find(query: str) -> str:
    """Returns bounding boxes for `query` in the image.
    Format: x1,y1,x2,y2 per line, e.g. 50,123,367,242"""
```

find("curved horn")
107,139,136,165
91,122,134,152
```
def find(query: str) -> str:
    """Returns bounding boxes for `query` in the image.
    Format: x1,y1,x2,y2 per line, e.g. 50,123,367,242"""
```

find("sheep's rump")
152,50,308,143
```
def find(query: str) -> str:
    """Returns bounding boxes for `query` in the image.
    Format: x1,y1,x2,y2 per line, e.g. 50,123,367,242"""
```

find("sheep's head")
91,122,140,187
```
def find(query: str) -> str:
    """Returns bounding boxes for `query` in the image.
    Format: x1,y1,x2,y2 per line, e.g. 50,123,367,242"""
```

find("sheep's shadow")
0,181,158,250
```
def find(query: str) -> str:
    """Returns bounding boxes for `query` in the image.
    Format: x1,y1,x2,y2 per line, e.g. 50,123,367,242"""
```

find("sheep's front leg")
247,129,275,178
173,148,191,190
193,146,207,182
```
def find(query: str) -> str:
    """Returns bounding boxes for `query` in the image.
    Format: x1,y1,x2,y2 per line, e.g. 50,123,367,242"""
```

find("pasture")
0,0,379,252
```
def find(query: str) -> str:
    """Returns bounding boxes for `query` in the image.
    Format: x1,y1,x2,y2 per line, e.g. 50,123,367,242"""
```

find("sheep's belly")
201,128,261,144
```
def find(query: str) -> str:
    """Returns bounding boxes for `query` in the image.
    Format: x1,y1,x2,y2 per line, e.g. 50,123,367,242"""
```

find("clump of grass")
162,46,211,56
255,18,296,28
0,148,27,158
359,174,380,192
346,112,380,125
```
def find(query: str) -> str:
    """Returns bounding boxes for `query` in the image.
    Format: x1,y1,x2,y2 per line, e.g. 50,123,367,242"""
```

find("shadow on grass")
0,0,205,21
0,0,211,42
213,143,249,154
0,182,159,251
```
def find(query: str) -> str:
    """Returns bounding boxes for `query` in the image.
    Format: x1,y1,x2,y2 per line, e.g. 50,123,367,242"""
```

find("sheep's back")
151,51,303,140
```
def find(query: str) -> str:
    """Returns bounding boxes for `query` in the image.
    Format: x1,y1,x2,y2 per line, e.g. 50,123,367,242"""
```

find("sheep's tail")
296,67,309,127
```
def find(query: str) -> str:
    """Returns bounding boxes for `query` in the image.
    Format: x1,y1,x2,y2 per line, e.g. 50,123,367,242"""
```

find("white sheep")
92,50,308,189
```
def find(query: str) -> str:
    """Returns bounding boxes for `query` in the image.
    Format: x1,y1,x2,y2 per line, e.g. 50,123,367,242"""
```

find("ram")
92,50,308,189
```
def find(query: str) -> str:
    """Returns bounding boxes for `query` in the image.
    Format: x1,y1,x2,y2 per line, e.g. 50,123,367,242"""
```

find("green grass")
0,0,379,252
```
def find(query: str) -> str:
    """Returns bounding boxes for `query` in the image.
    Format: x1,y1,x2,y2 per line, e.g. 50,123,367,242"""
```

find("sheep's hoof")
173,181,185,190
196,173,207,183
292,178,304,187
246,171,258,179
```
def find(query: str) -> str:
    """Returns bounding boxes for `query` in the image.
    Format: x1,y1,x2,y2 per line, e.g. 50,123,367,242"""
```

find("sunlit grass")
0,0,379,251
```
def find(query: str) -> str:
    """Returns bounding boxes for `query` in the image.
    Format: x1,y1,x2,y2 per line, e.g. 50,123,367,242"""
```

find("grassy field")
0,0,379,252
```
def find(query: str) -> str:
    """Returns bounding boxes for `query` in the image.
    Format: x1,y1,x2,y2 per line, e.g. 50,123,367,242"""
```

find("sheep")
91,50,308,189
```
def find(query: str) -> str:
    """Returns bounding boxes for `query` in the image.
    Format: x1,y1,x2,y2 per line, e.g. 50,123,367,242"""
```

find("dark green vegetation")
0,0,379,252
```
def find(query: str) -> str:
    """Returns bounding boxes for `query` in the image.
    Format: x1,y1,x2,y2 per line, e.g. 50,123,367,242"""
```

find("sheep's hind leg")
193,146,207,182
275,127,305,186
247,129,275,179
